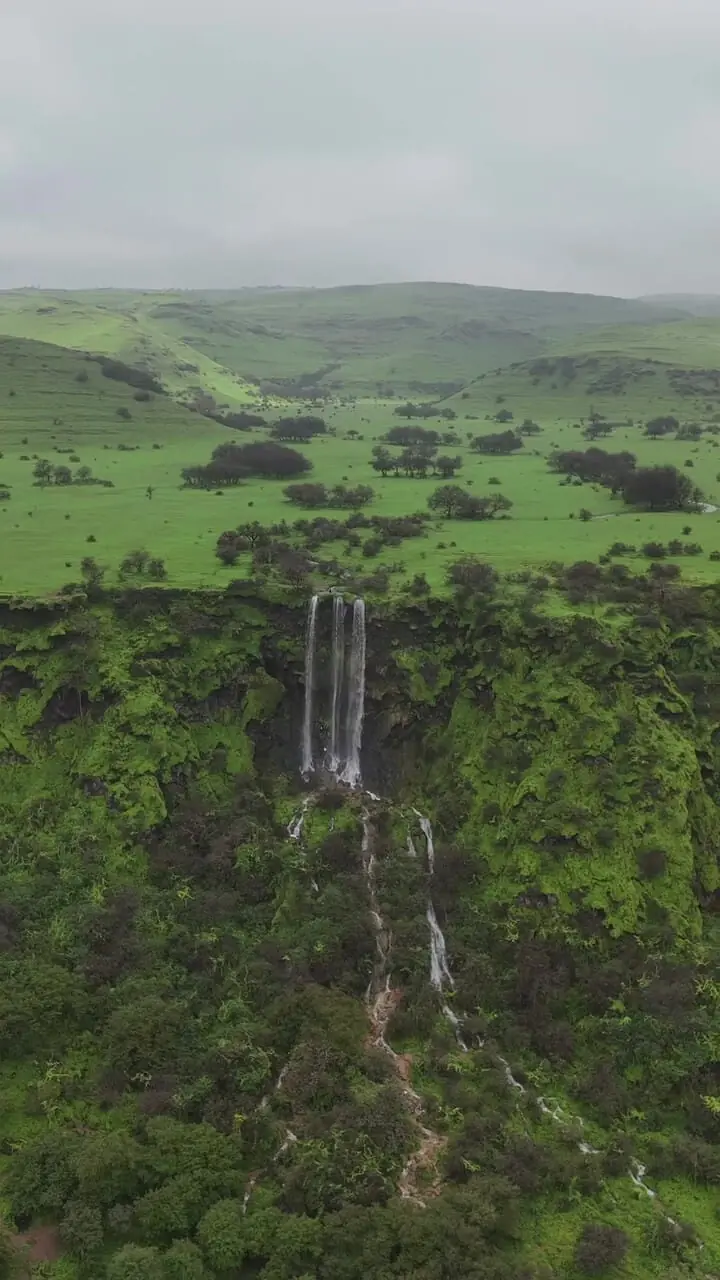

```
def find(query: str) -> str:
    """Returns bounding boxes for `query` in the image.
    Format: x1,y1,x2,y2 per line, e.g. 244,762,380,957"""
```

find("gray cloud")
2,0,720,293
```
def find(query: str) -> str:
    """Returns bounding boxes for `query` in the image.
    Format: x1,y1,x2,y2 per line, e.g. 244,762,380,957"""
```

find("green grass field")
3,286,720,596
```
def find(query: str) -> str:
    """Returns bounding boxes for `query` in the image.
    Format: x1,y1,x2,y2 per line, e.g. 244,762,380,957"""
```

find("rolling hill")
0,283,689,401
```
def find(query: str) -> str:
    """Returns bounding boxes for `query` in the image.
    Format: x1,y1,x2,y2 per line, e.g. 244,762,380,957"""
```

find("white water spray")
328,595,345,772
340,599,366,788
415,811,468,1053
413,808,434,874
426,903,454,990
301,595,319,776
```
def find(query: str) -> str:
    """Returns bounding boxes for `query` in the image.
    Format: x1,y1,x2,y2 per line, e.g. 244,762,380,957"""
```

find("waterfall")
328,595,345,773
413,809,434,874
415,811,468,1053
301,595,319,776
426,903,454,990
340,599,366,788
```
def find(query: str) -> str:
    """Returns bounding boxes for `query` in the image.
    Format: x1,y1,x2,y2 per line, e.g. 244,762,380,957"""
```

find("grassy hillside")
0,284,687,401
0,291,259,407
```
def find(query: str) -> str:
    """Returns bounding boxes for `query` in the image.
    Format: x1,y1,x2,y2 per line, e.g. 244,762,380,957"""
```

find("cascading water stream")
408,809,682,1223
328,595,345,773
340,599,366,788
301,595,319,777
415,811,468,1053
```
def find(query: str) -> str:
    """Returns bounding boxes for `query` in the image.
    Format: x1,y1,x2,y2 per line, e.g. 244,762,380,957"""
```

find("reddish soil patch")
13,1224,63,1267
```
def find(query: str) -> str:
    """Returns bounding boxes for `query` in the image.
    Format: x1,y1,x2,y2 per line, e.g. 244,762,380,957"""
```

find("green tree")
371,446,396,476
74,1130,146,1209
197,1199,248,1273
32,458,53,485
106,1244,165,1280
60,1199,104,1260
80,556,106,589
162,1240,208,1280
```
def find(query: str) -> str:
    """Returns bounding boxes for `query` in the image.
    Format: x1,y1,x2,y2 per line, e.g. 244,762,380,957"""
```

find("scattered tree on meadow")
493,408,514,423
622,465,701,512
119,550,167,580
271,416,327,441
549,447,636,491
434,454,462,478
471,431,523,455
283,482,374,509
182,441,311,487
385,425,441,447
32,459,54,485
428,485,512,520
645,415,679,438
371,446,396,476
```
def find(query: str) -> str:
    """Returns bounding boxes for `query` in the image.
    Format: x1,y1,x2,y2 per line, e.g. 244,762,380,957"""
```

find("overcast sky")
2,0,720,296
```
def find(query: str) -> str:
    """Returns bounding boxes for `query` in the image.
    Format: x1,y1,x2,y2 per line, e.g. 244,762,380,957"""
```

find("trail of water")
301,595,319,777
287,796,312,841
358,810,447,1205
340,599,366,788
328,595,345,773
414,811,468,1053
426,903,455,991
410,816,683,1225
413,809,435,874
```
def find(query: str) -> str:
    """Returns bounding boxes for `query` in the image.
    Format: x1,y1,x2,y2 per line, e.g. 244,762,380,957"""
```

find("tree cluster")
182,442,311,487
428,484,512,520
550,448,702,511
271,415,327,441
202,409,267,431
470,431,524,456
283,482,374,509
645,415,679,438
393,402,456,420
91,356,165,394
372,445,462,478
33,460,113,488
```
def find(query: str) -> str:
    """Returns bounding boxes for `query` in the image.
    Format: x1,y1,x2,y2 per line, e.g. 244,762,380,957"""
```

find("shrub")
363,538,383,558
74,370,89,383
116,407,132,421
638,848,667,879
133,390,152,402
574,1223,629,1274
641,542,666,559
447,557,498,595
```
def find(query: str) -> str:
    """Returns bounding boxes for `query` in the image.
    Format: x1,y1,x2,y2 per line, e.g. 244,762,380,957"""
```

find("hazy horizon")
3,0,720,295
0,279,715,303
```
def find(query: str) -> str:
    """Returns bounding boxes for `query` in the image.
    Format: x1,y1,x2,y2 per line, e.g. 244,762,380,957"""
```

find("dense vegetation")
0,583,718,1277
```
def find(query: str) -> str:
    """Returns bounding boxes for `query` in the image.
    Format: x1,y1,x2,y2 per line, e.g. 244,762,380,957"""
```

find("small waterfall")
340,599,366,788
301,595,319,776
415,811,468,1053
426,903,454,990
413,808,434,874
328,595,345,772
